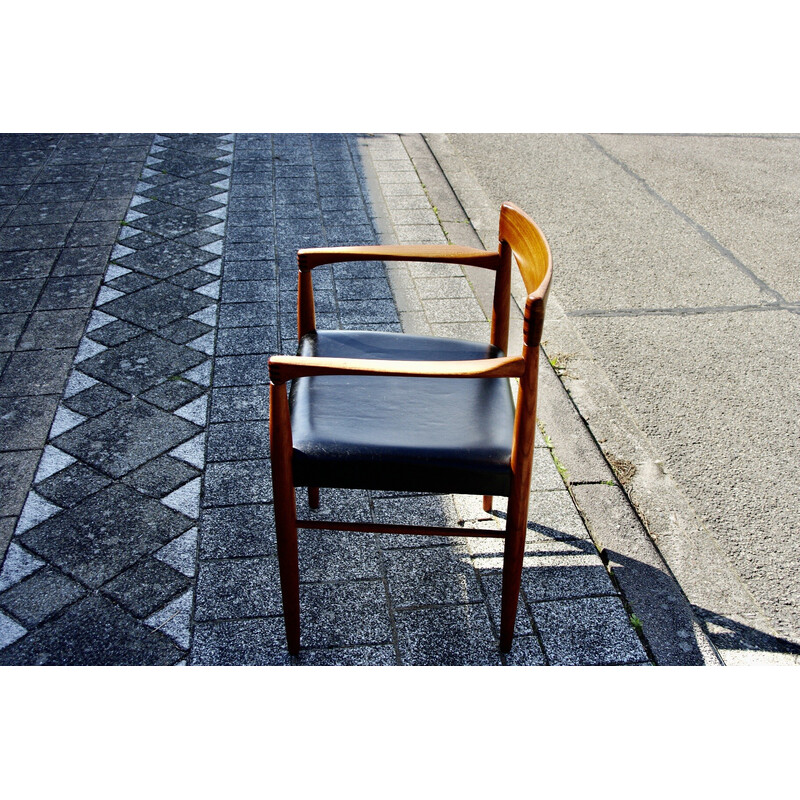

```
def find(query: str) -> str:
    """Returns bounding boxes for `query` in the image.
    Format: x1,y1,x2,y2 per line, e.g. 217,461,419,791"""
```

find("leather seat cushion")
289,330,516,495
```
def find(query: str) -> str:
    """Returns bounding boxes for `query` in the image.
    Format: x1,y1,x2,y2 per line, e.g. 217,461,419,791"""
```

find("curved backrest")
499,202,552,297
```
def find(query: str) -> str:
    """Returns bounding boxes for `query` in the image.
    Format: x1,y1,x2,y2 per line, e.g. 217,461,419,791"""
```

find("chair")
268,201,552,655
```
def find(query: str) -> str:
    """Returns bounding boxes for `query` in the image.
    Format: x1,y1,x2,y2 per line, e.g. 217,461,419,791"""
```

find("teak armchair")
268,202,552,655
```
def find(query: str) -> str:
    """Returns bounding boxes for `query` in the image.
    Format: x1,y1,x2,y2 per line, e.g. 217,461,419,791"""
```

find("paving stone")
0,223,71,251
16,490,61,534
17,309,90,350
65,221,121,248
0,313,27,349
79,197,133,220
176,231,221,250
161,476,200,518
33,445,76,482
225,225,273,244
383,544,484,608
114,239,217,278
0,450,39,517
168,267,217,290
393,603,503,666
139,378,205,411
0,609,26,650
145,588,193,648
0,278,45,313
117,230,167,251
99,281,213,330
18,483,193,588
53,246,112,276
298,531,382,582
338,299,398,327
6,202,83,226
220,260,275,281
155,527,198,576
35,462,112,508
157,319,212,347
209,385,270,422
214,325,278,356
336,278,393,301
145,180,224,207
77,333,206,394
120,454,199,498
0,566,85,627
23,183,93,204
472,570,536,637
206,420,270,461
199,504,276,559
0,395,60,450
519,553,618,604
299,487,372,524
0,249,59,280
103,557,192,619
0,594,183,665
52,398,200,478
195,556,282,621
373,494,459,548
532,595,648,666
298,580,392,649
212,354,271,386
202,459,272,506
130,207,220,239
502,634,548,666
61,382,130,417
190,617,287,665
106,271,158,293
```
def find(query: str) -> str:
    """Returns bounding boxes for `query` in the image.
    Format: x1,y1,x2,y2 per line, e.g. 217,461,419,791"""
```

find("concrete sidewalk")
1,132,663,665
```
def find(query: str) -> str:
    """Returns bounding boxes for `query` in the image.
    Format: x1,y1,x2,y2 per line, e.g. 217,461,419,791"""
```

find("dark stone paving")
0,134,153,547
0,132,647,666
0,133,230,663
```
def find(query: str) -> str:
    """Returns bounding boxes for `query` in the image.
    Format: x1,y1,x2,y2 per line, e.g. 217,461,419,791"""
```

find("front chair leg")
275,510,300,655
270,380,301,655
499,494,527,653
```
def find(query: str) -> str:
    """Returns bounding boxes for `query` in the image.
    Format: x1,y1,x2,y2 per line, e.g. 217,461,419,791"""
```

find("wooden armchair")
268,201,552,655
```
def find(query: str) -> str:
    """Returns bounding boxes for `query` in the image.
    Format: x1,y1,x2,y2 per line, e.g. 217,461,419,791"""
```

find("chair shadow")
487,509,800,664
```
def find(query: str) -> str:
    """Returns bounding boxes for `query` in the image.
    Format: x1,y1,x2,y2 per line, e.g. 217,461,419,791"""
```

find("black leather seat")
290,329,516,496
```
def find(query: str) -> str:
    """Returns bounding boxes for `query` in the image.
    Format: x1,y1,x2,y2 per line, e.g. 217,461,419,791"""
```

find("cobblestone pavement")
0,133,649,665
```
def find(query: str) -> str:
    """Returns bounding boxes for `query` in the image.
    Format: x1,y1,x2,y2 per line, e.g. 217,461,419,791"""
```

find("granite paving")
0,132,649,666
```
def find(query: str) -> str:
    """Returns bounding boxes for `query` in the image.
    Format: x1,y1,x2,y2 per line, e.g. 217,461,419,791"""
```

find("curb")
408,132,726,665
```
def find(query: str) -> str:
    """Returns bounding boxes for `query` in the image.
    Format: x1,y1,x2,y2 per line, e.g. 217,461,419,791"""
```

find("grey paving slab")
0,594,183,666
52,399,200,478
0,133,233,664
18,483,192,588
0,132,647,666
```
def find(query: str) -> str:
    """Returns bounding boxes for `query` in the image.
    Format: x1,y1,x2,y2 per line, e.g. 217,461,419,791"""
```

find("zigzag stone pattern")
0,134,232,664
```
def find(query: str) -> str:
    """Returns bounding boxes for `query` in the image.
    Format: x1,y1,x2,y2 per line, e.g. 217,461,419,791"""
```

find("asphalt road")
440,133,800,649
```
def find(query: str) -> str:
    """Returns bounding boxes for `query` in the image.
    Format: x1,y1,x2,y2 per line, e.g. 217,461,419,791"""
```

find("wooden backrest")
499,202,552,297
490,202,552,354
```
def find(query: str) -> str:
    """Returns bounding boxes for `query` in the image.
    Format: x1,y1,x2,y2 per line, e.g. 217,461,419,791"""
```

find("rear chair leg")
483,495,493,513
308,487,319,509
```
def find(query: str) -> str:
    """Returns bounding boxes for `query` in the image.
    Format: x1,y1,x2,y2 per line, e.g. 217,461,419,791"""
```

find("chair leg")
308,486,319,509
499,493,527,653
275,504,301,655
483,495,493,513
270,380,301,655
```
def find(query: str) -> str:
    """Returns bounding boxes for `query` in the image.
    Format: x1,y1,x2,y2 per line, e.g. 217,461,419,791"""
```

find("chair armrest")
298,245,500,271
268,354,525,384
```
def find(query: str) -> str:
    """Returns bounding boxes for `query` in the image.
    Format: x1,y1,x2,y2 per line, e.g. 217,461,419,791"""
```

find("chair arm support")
298,245,501,271
268,354,525,384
